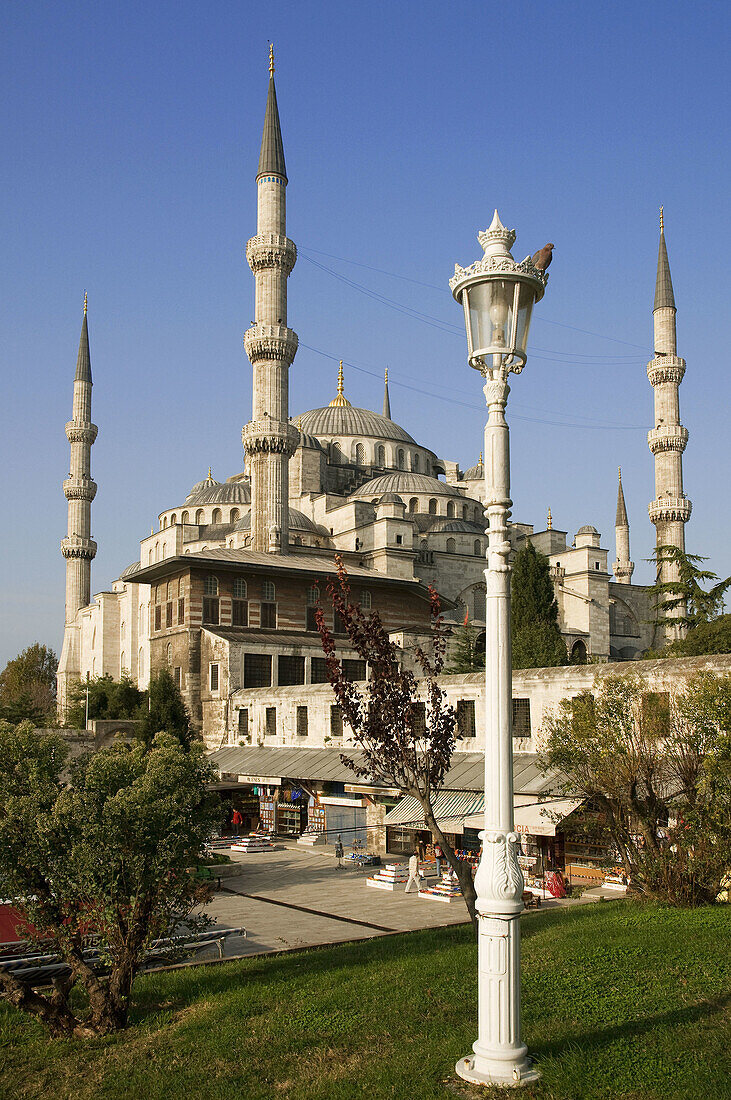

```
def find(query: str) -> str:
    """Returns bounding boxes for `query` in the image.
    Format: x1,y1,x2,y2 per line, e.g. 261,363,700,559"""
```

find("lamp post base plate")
456,1055,541,1089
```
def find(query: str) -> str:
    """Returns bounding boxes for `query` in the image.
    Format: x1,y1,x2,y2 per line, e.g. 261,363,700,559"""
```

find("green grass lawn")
1,901,729,1100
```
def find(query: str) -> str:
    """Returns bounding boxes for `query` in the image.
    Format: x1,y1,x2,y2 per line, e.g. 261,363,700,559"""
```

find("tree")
316,557,478,927
65,673,146,729
511,543,567,669
649,545,731,631
540,672,731,906
447,620,485,672
0,643,57,724
138,669,191,748
663,614,731,657
0,722,220,1037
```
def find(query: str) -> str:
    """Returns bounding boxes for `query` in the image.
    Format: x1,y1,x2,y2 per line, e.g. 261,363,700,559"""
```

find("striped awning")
384,791,484,830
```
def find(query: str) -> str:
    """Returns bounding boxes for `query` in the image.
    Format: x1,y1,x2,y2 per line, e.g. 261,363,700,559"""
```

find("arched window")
161,516,167,529
571,639,587,665
447,502,455,518
397,448,405,470
178,577,184,596
355,442,365,465
148,549,153,564
204,575,218,596
428,498,437,515
331,442,342,464
474,539,482,556
412,453,420,472
155,542,160,562
474,587,486,621
138,648,144,678
463,505,468,519
307,584,320,605
376,445,385,466
409,497,418,513
181,510,189,524
212,508,222,525
233,577,247,599
262,580,275,601
161,543,167,558
170,513,177,525
195,509,204,525
120,651,126,674
166,581,171,600
230,508,240,523
446,538,456,554
166,643,172,666
361,589,372,610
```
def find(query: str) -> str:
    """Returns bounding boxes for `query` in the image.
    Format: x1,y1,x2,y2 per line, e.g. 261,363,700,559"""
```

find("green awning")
384,791,484,829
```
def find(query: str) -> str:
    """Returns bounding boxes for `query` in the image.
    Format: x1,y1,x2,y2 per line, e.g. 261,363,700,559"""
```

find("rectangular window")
166,601,173,628
306,606,319,632
177,597,185,624
154,605,161,631
296,706,308,737
311,657,329,684
209,663,219,692
411,701,426,737
457,699,476,738
232,599,249,627
330,705,344,739
244,653,272,688
278,655,305,686
261,602,277,629
202,597,219,625
265,707,276,736
512,698,531,738
343,659,366,682
238,708,249,738
173,666,182,689
333,609,347,636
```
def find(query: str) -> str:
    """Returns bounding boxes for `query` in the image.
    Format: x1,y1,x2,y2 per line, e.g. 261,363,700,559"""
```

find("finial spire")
382,366,391,419
257,46,287,181
654,208,675,311
208,466,212,479
83,290,88,315
269,43,275,76
337,359,344,396
659,205,664,233
547,507,552,530
328,359,351,407
479,451,483,465
616,467,629,526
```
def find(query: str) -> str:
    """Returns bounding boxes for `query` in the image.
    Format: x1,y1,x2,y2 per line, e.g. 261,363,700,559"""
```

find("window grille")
512,698,531,738
209,663,219,692
296,706,309,737
457,699,476,738
204,575,218,596
244,653,272,688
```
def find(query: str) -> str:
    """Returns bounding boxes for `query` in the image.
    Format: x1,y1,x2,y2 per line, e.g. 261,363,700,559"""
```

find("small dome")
185,480,251,506
463,463,484,480
352,472,466,499
296,405,417,444
378,492,405,505
576,525,599,535
234,508,329,537
298,431,324,451
120,560,141,580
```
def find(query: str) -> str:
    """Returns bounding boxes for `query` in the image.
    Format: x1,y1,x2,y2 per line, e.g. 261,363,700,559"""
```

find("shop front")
384,792,485,867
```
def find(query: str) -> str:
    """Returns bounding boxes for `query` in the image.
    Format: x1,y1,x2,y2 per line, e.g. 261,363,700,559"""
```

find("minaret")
613,467,634,583
61,293,98,620
647,209,691,633
383,367,391,419
243,46,299,553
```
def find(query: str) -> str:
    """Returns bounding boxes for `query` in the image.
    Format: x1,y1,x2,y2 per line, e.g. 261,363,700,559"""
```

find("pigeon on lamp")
531,243,554,271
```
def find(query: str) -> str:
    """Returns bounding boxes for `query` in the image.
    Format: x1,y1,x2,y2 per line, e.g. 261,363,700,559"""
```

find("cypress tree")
511,542,567,668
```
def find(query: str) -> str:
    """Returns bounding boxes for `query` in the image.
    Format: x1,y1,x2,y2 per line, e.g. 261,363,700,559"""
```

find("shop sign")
319,795,367,807
238,774,282,786
345,784,401,797
517,822,555,837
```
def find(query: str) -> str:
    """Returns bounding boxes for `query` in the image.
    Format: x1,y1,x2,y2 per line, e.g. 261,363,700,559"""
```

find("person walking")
334,835,344,868
404,850,421,894
433,841,443,878
231,808,243,837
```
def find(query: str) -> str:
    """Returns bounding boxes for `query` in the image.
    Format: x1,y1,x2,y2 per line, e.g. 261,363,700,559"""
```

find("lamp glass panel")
467,279,515,358
513,282,536,360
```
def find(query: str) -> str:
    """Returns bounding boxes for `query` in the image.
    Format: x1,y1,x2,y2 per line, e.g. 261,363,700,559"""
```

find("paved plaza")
199,842,607,961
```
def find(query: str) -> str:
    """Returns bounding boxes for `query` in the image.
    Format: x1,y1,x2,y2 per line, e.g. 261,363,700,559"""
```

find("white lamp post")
451,211,548,1088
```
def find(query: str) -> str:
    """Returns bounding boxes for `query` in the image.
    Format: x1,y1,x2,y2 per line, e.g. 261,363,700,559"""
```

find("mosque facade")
57,61,689,747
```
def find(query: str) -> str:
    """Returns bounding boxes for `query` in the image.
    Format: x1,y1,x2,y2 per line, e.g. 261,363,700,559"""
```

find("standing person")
433,841,443,878
334,835,344,868
404,850,421,894
232,808,243,837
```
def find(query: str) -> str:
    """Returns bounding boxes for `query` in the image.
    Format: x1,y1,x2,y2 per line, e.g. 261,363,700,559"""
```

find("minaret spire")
329,359,351,407
647,211,691,634
243,53,298,552
383,367,391,419
613,467,634,583
58,298,99,715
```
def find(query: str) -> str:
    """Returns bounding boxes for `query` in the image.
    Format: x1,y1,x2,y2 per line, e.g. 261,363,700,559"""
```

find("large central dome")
296,405,416,444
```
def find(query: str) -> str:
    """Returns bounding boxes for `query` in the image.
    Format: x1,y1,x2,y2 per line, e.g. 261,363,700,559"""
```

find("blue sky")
1,0,729,666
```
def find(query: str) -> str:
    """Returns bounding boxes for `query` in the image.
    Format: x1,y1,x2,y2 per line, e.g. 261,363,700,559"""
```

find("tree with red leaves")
316,556,478,927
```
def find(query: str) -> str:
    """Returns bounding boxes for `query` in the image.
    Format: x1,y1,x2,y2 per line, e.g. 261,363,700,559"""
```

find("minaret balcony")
647,425,688,454
244,323,298,364
65,420,98,444
246,234,297,276
242,417,300,456
612,561,634,582
61,535,97,560
648,497,692,524
647,357,685,386
63,477,97,502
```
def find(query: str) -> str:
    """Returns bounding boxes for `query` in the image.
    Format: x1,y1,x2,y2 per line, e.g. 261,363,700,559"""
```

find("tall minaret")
243,46,299,553
613,467,634,583
647,209,691,633
61,293,98,620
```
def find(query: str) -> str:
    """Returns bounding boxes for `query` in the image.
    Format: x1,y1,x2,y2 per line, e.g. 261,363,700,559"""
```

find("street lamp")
450,210,548,1088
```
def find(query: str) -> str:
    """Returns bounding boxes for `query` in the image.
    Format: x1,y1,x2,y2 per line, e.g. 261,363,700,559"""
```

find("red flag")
463,610,469,627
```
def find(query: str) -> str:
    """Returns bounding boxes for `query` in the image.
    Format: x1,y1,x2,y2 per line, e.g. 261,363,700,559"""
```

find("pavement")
197,841,616,961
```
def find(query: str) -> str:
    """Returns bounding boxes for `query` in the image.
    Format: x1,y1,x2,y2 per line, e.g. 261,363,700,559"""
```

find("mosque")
56,55,691,748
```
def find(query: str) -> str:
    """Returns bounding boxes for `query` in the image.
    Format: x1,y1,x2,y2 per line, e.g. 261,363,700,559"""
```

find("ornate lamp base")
456,1055,541,1088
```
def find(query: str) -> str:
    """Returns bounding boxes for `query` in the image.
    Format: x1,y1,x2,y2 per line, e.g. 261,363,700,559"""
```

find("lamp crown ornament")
478,209,517,258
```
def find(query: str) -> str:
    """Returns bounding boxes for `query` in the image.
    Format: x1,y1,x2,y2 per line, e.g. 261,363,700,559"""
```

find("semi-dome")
352,472,466,499
296,405,417,445
233,508,329,537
